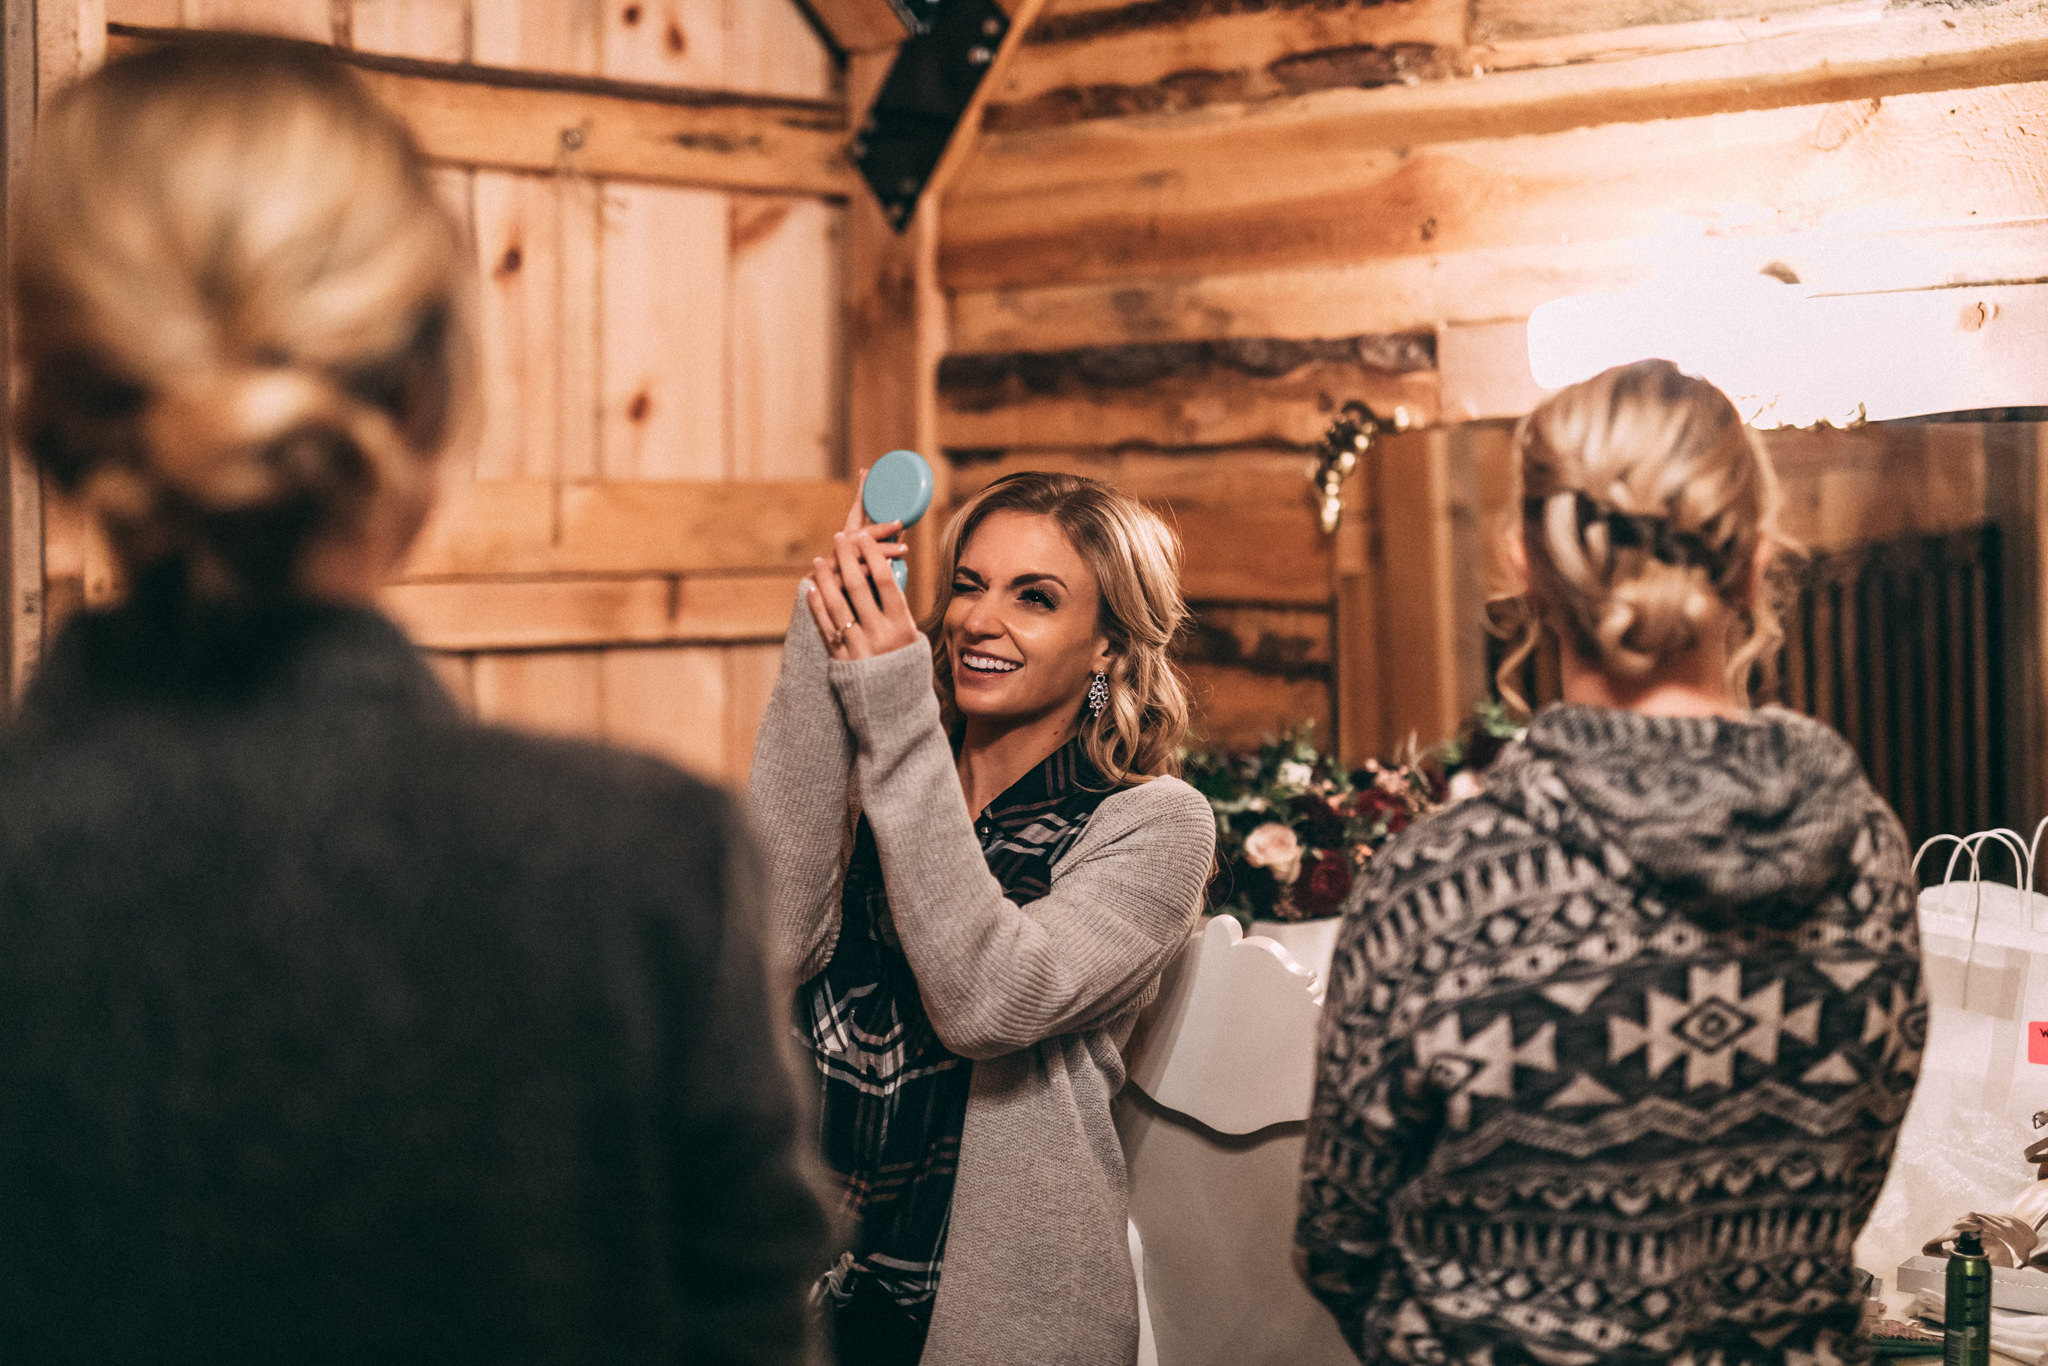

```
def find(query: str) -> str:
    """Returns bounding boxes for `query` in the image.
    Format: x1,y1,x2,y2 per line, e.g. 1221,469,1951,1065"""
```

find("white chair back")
1117,916,1356,1366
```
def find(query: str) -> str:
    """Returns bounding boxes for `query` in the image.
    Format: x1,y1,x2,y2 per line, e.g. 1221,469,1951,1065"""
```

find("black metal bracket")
883,0,945,33
853,0,1009,232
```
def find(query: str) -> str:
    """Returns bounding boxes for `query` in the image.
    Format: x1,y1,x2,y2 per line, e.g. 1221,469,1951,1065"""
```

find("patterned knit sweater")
1297,704,1925,1366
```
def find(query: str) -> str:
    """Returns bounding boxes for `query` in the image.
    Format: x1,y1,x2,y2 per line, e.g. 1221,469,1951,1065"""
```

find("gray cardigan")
748,601,1215,1366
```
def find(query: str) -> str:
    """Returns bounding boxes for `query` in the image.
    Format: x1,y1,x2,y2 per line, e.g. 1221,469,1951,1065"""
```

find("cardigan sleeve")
825,637,1214,1061
744,592,857,985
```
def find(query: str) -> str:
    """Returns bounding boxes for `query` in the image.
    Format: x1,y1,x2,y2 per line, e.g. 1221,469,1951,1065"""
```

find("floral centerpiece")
1182,703,1526,926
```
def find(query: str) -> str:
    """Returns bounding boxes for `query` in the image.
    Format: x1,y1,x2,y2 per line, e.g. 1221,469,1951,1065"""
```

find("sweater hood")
1481,704,1870,928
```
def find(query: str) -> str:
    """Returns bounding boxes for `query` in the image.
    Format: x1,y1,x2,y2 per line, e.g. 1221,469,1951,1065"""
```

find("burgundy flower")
1352,786,1402,820
1290,793,1348,848
1295,849,1354,918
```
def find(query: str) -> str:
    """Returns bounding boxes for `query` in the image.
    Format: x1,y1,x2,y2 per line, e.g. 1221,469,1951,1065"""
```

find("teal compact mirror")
861,449,934,591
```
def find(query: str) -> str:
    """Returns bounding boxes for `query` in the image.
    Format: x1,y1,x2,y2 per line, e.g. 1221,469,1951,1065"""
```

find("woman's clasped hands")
805,475,920,661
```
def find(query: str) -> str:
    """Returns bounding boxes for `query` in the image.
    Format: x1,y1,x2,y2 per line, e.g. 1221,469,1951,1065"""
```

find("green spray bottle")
1946,1229,1991,1366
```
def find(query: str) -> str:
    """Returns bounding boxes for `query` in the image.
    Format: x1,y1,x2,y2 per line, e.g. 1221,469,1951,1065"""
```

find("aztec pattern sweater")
1297,704,1925,1366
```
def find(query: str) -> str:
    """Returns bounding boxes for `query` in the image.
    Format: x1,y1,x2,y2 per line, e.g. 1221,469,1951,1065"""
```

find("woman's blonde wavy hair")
1494,358,1794,711
922,472,1192,786
12,34,474,601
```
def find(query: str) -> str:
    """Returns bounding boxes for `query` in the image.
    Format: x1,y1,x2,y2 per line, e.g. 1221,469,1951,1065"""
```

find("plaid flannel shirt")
799,737,1109,1350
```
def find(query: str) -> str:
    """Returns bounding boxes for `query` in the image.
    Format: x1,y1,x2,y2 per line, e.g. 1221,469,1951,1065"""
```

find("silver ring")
841,620,857,634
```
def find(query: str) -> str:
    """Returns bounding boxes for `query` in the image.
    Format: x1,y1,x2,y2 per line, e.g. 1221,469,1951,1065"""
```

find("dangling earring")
1086,671,1109,717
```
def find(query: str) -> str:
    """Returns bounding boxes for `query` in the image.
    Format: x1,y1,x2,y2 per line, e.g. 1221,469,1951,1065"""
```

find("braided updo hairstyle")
11,35,473,602
1496,359,1791,709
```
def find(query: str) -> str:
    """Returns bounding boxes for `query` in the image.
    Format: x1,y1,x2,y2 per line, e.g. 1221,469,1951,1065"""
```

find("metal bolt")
560,126,586,152
982,16,1000,34
967,45,992,64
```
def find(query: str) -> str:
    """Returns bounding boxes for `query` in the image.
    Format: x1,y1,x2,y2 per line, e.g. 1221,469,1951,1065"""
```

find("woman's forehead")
959,509,1092,581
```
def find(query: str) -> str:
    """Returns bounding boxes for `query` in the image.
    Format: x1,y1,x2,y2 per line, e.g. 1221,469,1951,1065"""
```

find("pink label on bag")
2030,1022,2048,1064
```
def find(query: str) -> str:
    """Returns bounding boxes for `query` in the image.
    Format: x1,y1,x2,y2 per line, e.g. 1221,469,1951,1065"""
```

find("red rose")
1295,849,1354,918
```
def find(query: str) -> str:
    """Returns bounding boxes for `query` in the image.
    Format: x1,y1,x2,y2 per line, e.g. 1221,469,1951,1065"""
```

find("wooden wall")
930,0,2048,762
15,0,2048,780
23,0,851,785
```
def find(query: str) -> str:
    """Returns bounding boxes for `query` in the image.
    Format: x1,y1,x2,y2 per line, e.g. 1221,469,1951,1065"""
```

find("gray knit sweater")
1298,704,1925,1366
748,601,1215,1366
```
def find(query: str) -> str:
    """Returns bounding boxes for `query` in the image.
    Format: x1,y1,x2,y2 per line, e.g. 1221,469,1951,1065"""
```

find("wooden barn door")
13,0,856,788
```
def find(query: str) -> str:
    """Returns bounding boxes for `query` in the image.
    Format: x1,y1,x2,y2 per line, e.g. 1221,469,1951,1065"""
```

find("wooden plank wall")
64,0,847,785
931,0,2048,760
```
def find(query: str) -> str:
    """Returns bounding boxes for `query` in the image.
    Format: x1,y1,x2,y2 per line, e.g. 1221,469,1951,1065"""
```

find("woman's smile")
959,650,1022,676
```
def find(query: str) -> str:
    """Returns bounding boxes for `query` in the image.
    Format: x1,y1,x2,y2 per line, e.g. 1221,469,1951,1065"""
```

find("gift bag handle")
1914,828,2037,956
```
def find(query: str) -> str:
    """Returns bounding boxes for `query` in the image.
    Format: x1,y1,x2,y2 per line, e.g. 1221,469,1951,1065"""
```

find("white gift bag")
1857,828,2048,1287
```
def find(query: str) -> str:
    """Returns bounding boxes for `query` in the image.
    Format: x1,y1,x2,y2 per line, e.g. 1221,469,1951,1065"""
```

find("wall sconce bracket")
1312,401,1412,535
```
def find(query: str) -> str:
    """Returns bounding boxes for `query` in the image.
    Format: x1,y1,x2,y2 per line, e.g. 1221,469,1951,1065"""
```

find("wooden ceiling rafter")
957,0,2048,205
986,0,1467,135
843,0,1055,606
799,0,915,54
951,215,2048,355
106,25,855,198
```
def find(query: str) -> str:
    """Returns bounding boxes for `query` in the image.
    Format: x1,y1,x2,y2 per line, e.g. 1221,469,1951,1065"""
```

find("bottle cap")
1957,1230,1985,1256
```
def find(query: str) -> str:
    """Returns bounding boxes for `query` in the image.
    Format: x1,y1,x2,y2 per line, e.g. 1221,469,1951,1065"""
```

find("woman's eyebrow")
1009,572,1068,590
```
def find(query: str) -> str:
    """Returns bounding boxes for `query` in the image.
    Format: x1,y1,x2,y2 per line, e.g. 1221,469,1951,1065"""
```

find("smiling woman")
749,469,1217,1366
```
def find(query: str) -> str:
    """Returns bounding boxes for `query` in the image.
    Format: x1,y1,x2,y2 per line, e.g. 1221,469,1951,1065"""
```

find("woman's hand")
804,475,918,661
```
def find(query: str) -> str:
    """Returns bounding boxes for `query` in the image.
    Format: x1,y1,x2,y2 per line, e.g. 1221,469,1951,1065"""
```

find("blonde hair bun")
1502,359,1790,704
12,34,473,599
144,367,411,511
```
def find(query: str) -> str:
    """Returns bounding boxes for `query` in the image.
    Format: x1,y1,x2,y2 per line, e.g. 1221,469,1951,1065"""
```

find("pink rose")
1243,821,1303,885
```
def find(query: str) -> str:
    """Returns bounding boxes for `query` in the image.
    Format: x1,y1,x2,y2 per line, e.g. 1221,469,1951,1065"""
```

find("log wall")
26,0,848,785
932,0,2048,762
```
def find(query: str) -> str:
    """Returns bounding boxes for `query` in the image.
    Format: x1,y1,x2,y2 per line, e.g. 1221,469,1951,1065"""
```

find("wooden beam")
1332,453,1381,767
844,0,1049,605
1471,0,1875,71
1770,425,1991,555
14,0,108,695
2,0,37,703
107,26,854,197
844,48,947,604
963,0,2048,187
984,0,1465,134
1372,429,1463,756
940,348,1439,448
944,77,2048,294
1182,662,1332,749
949,217,2048,354
1437,321,1545,425
381,573,796,651
398,478,851,580
1179,602,1331,675
1441,282,2048,426
948,449,1334,605
39,0,105,99
798,0,911,54
2027,424,2048,827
